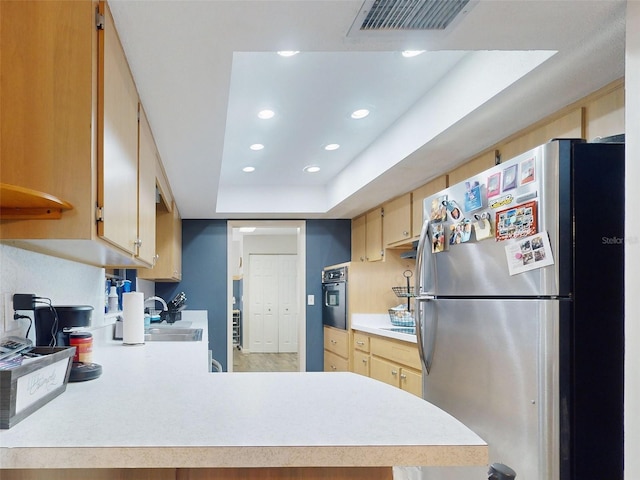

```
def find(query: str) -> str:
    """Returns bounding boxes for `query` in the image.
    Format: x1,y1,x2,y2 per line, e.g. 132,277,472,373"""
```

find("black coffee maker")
34,305,102,382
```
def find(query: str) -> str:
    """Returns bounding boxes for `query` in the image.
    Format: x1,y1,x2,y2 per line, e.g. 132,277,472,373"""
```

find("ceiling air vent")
348,0,472,37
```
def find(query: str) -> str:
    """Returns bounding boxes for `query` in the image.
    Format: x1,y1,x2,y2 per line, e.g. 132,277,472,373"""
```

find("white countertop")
0,310,486,469
351,313,418,343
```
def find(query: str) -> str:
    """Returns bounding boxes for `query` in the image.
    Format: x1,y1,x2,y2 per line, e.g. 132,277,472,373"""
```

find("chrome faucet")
144,296,168,311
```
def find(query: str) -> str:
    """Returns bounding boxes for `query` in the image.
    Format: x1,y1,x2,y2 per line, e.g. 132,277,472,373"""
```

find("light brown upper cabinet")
382,193,412,247
136,106,159,266
138,201,182,282
0,1,155,267
352,208,383,262
410,175,448,241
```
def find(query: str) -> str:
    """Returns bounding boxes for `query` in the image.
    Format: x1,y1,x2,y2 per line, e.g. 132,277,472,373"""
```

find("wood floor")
233,349,299,372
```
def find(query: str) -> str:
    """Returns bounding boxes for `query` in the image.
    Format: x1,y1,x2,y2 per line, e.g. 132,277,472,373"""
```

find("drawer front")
323,326,349,357
400,367,423,398
370,336,421,371
353,331,370,352
324,349,349,372
352,350,370,377
370,356,401,388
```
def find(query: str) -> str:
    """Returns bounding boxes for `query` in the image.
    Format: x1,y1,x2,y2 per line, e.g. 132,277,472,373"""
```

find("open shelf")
0,183,73,219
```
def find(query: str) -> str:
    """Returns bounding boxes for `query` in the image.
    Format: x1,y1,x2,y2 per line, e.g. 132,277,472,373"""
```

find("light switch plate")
307,294,315,306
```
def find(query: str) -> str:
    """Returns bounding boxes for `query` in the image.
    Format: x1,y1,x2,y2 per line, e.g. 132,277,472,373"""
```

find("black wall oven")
321,266,347,330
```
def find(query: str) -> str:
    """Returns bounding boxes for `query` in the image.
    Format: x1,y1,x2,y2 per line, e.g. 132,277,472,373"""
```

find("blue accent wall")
156,220,228,367
156,219,351,372
304,219,351,370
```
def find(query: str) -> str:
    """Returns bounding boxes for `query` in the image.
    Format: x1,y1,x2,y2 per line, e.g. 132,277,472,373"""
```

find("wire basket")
388,308,415,327
392,286,415,297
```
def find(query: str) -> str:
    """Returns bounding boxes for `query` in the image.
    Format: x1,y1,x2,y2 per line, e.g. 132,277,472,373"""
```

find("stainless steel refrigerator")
414,139,624,480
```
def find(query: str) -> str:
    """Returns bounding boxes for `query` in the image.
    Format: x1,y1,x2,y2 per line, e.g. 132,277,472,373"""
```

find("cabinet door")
171,204,182,280
351,214,366,262
383,193,412,246
324,350,349,372
353,332,370,353
138,201,182,281
411,176,448,241
370,336,422,371
323,327,349,358
400,368,422,397
365,208,383,262
98,1,139,255
137,106,157,266
370,357,400,388
352,350,370,377
0,0,95,239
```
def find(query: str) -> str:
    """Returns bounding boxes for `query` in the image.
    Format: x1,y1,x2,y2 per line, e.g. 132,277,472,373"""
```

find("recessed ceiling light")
257,109,275,120
324,144,340,151
250,143,264,151
351,109,370,119
304,165,320,173
402,50,425,58
277,51,299,57
242,166,255,173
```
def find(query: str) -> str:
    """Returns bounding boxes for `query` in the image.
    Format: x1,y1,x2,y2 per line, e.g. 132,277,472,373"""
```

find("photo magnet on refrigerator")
505,231,555,276
473,212,492,241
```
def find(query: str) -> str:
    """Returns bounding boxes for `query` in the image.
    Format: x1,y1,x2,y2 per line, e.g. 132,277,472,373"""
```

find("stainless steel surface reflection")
144,327,203,342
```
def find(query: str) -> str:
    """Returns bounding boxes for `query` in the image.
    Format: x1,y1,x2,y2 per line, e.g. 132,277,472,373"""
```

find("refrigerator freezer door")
419,298,560,480
421,142,567,297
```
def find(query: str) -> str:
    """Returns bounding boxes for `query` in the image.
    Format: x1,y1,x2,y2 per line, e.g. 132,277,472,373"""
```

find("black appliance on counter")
34,305,102,382
160,291,187,324
321,266,347,330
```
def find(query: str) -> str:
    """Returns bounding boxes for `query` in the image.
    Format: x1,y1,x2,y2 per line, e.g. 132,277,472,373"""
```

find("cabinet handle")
134,238,143,247
403,231,409,236
391,369,398,376
330,339,337,344
362,358,368,364
331,364,337,370
400,374,407,380
356,340,365,346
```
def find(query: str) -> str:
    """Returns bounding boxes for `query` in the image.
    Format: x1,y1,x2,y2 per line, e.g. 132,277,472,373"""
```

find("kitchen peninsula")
0,311,487,480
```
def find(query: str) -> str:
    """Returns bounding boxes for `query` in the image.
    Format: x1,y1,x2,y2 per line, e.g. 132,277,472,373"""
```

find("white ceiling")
108,0,626,220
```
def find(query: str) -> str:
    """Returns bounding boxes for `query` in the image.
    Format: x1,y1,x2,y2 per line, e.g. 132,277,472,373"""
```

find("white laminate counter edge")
0,311,487,470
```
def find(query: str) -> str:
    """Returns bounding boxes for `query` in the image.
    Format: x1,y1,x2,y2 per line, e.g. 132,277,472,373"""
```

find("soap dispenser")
108,284,119,313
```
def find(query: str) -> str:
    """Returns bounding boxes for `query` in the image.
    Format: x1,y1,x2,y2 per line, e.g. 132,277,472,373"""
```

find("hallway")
233,350,299,372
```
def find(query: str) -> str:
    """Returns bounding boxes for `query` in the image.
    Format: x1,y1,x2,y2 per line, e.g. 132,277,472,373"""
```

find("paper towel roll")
122,292,145,345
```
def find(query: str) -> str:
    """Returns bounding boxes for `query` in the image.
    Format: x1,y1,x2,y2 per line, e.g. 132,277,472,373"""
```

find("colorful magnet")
502,164,518,191
443,199,464,222
519,156,535,185
473,212,492,241
487,172,501,198
495,200,538,242
464,181,483,212
430,223,446,253
430,195,447,223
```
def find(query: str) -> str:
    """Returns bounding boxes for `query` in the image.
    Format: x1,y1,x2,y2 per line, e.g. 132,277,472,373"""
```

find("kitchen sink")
380,327,416,335
144,327,203,342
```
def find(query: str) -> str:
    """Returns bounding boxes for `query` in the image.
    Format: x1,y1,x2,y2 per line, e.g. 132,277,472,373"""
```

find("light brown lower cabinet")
370,357,422,397
1,467,392,480
323,326,349,372
351,330,422,398
352,349,370,377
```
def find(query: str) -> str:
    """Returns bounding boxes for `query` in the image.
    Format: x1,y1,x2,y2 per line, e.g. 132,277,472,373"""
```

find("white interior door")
249,254,297,353
278,255,298,352
249,255,278,353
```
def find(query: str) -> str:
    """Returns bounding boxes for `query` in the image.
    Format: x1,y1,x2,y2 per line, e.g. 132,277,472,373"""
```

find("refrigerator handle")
415,218,436,374
415,218,434,296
